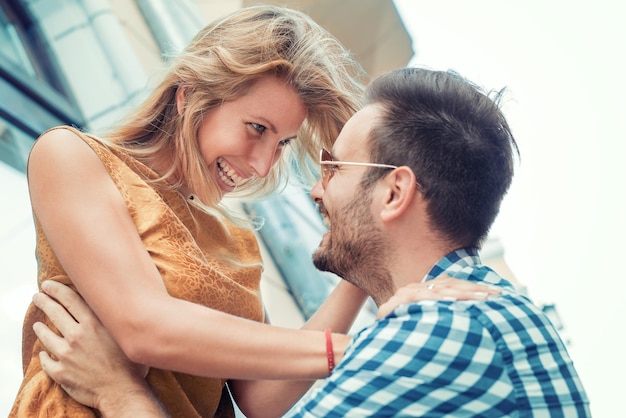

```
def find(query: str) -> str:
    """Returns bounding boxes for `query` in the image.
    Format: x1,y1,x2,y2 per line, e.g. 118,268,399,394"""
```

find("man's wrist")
97,379,168,418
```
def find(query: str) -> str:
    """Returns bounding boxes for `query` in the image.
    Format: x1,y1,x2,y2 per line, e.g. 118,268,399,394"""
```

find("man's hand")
377,276,500,319
32,280,158,415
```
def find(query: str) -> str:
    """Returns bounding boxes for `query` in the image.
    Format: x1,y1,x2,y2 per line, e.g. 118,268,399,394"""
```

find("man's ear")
176,86,185,115
379,166,418,222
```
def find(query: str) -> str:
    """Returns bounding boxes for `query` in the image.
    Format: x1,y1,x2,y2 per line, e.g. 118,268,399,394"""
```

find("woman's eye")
248,123,266,134
278,138,293,147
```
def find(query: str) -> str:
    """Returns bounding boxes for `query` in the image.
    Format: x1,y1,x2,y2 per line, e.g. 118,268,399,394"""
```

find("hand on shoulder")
376,275,500,319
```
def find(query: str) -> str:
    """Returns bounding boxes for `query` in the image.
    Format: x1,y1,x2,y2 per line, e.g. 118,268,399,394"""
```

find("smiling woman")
191,75,307,194
9,5,369,417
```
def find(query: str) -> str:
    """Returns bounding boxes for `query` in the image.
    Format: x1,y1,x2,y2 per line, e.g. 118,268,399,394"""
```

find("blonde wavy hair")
105,4,366,211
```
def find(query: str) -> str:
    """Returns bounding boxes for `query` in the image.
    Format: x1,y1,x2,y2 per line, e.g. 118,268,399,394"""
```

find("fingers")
39,280,96,324
405,275,501,300
33,321,67,358
37,336,79,395
32,290,79,338
38,350,96,409
377,276,503,319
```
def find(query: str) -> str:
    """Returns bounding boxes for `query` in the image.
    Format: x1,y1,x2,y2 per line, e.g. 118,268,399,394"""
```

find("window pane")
0,6,37,78
0,118,34,173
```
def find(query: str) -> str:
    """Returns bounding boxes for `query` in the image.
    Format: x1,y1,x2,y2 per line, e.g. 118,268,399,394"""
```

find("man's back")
288,249,590,417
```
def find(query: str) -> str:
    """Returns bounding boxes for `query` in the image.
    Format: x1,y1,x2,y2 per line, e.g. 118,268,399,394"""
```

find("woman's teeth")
217,157,243,187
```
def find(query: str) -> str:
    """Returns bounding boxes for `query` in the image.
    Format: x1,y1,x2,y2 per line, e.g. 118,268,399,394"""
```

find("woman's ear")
176,86,186,116
379,166,418,222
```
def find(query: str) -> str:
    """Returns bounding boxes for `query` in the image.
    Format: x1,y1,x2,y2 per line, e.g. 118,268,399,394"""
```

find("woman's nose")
248,143,279,178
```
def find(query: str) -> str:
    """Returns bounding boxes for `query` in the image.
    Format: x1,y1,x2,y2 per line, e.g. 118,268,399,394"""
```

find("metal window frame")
0,0,84,164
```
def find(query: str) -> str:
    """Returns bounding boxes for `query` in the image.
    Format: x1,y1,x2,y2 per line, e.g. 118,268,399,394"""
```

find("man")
287,67,590,416
31,67,590,416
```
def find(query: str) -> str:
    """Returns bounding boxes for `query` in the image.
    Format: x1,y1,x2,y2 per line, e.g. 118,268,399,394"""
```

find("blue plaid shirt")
286,248,590,417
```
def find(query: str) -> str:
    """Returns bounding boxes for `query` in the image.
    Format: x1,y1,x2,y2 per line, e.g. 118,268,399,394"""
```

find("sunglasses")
319,148,398,189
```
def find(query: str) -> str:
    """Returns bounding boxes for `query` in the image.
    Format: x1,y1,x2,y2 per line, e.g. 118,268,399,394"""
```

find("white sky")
394,0,625,416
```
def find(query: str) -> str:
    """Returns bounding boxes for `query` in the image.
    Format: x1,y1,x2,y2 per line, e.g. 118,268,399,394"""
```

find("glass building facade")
1,1,84,172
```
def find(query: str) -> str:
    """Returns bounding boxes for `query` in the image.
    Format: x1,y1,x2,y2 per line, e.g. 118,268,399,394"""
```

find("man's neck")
388,240,456,300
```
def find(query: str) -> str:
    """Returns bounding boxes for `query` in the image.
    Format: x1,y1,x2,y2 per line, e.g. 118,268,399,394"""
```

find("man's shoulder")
342,304,480,372
351,292,567,367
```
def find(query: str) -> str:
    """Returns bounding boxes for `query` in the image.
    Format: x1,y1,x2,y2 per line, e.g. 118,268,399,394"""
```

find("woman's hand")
377,276,500,319
32,280,149,411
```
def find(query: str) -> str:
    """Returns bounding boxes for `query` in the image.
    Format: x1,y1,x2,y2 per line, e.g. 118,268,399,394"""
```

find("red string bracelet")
325,328,335,375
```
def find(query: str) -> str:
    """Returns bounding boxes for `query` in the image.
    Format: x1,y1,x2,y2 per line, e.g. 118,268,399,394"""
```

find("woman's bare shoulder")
31,126,90,156
26,126,119,209
28,126,103,178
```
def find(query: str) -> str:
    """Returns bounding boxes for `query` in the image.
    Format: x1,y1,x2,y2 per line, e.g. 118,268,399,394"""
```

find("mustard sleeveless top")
10,126,265,417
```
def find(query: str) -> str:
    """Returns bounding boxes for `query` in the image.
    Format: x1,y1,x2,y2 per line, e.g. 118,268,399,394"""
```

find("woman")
10,5,490,418
10,5,366,417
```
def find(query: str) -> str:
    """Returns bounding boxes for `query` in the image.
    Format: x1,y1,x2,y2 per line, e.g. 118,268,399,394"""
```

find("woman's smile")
216,157,245,189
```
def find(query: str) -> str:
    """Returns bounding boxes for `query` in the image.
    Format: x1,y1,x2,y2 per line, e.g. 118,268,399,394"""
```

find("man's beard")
313,190,394,303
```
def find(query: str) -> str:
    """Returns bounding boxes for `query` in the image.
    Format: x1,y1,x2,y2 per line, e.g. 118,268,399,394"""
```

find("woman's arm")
230,280,368,418
29,128,335,380
34,279,360,417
